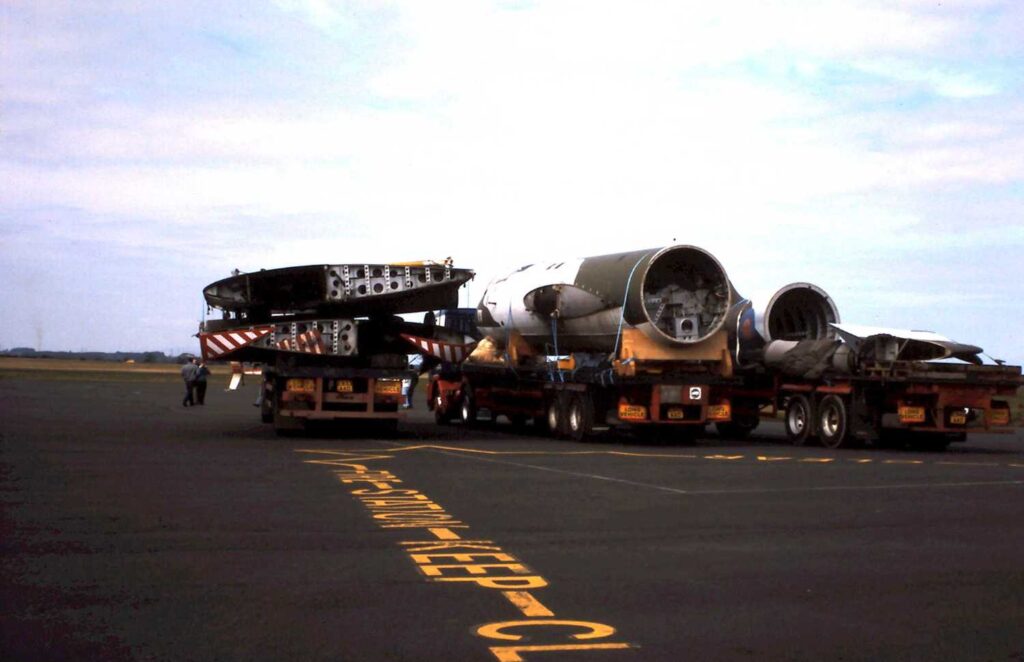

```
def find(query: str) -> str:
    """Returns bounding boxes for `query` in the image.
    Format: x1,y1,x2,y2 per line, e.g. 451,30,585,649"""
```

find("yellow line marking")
294,449,395,462
375,444,699,459
502,591,555,617
295,443,1024,471
429,528,463,540
425,450,1024,495
489,643,632,661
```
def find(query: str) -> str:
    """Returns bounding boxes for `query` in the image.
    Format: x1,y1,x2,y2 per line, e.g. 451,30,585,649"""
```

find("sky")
2,0,1023,363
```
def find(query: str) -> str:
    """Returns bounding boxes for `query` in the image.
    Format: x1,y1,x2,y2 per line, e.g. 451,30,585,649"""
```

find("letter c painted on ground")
476,620,616,642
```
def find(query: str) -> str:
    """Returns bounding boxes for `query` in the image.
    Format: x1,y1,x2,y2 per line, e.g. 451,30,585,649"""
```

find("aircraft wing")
830,323,983,364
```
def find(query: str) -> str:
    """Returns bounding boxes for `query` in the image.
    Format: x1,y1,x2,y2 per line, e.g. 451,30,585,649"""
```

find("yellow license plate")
707,404,731,421
990,409,1010,426
336,380,354,393
899,406,926,424
667,408,685,420
949,412,967,426
286,379,316,393
374,380,402,395
618,404,647,421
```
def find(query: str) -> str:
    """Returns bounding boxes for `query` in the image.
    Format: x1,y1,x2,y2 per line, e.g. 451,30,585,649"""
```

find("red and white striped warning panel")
401,334,477,363
277,328,325,354
200,326,274,361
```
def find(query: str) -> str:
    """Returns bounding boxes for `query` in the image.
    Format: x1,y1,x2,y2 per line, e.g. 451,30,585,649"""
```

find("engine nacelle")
732,282,841,370
756,282,840,342
476,245,735,353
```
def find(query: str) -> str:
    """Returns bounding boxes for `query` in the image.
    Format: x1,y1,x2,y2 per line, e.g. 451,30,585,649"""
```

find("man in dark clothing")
181,358,199,406
195,361,210,405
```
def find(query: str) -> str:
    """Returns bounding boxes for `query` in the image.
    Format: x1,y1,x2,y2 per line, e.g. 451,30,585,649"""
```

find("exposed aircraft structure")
413,244,1019,448
204,261,473,315
830,323,984,364
473,246,842,374
200,261,473,363
476,245,735,353
197,260,475,432
193,246,1019,446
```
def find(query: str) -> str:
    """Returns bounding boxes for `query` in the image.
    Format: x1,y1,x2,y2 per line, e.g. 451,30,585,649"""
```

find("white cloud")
1,0,1023,359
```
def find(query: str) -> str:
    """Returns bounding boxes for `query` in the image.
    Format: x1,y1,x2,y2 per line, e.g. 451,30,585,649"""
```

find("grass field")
0,357,234,383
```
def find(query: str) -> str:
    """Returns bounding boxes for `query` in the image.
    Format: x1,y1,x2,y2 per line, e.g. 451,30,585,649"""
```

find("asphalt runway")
2,377,1023,661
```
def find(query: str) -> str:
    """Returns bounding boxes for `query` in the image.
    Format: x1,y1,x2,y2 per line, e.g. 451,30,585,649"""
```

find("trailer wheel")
546,395,568,439
434,391,452,425
785,395,815,446
817,395,850,449
567,393,594,442
460,387,477,424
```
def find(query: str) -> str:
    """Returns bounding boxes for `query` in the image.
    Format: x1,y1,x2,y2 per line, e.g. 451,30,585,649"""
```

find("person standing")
181,358,199,406
195,361,211,405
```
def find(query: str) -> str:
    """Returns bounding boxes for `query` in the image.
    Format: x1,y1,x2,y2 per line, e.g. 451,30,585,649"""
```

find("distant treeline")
1,348,194,363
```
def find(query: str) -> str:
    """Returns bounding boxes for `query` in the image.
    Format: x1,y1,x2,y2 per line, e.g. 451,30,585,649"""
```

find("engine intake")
759,282,839,342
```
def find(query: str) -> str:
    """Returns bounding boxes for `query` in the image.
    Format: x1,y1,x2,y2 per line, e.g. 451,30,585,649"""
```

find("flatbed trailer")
428,357,740,441
428,354,1021,448
260,354,413,434
759,361,1021,449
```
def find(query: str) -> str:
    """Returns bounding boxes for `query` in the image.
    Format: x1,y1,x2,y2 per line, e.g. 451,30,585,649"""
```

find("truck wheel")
460,391,477,424
818,395,850,449
567,393,594,442
434,392,452,425
546,396,568,439
785,395,814,446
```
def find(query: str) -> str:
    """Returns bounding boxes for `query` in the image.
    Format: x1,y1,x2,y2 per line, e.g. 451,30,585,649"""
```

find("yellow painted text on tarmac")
297,449,634,660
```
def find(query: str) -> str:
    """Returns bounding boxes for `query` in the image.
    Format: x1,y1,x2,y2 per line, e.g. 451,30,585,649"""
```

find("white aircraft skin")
477,258,631,350
831,323,955,344
830,322,983,363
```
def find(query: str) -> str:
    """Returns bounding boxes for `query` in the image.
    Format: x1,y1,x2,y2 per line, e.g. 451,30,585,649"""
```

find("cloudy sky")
2,0,1022,362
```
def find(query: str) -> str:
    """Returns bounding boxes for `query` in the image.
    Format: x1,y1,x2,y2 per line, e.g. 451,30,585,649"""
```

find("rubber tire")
567,393,594,442
818,394,850,449
546,395,568,439
433,391,452,425
785,395,815,446
460,389,477,424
